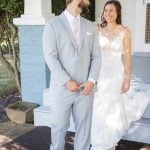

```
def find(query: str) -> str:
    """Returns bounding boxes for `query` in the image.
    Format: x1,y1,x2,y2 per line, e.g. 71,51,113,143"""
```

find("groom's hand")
80,81,94,95
65,80,80,92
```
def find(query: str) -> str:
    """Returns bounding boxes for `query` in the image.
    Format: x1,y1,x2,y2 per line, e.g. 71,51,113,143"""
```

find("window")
145,3,150,43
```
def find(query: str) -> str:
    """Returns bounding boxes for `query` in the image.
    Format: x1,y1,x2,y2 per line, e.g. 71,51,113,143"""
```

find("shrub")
0,79,18,97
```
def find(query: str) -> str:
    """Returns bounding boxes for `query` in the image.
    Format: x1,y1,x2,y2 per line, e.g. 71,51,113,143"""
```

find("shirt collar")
64,9,80,21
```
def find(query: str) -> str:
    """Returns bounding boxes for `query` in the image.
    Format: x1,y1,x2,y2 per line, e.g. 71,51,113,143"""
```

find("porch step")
43,89,51,106
34,105,75,132
123,118,150,144
143,103,150,119
130,83,150,119
34,106,52,127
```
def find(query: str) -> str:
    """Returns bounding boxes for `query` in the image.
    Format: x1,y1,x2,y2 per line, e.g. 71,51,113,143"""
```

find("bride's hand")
80,81,94,95
121,79,130,93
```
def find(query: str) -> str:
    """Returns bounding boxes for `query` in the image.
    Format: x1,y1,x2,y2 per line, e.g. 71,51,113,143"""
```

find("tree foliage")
0,0,24,92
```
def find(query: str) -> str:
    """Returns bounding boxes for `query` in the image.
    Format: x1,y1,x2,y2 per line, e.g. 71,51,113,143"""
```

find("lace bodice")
98,26,126,59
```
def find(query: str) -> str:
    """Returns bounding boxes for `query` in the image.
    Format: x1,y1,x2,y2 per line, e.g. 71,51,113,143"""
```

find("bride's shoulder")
121,25,131,34
118,25,131,38
119,25,131,38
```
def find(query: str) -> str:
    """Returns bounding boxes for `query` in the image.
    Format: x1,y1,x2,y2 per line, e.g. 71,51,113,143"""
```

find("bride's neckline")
98,25,125,44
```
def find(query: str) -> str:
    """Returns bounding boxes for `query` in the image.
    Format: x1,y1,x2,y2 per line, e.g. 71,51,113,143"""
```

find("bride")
91,0,150,150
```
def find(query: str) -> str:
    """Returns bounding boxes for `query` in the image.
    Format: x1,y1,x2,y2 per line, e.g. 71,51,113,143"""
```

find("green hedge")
0,79,18,97
0,66,10,79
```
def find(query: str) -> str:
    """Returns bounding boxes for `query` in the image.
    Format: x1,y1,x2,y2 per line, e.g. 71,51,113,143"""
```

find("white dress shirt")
64,9,80,46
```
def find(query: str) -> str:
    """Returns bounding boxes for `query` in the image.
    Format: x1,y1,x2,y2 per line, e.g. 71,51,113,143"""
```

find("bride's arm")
122,27,132,93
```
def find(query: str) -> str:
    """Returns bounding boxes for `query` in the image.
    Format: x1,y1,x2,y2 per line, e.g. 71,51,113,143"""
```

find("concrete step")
131,54,150,84
43,89,51,106
34,106,52,127
123,118,150,144
143,103,150,119
130,83,150,119
34,105,75,132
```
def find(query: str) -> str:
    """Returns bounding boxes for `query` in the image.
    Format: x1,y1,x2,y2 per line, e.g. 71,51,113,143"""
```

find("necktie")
73,17,79,47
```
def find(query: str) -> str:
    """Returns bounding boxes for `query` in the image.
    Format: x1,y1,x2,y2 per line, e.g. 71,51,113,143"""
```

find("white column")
13,0,54,25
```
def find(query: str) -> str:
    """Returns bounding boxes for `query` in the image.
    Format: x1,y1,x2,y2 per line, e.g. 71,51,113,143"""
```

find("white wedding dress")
91,27,150,150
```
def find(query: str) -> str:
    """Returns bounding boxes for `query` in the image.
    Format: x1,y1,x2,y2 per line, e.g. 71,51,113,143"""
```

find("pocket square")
86,32,92,36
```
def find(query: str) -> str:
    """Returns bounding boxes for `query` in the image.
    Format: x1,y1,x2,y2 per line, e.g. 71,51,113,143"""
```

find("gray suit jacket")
43,12,101,90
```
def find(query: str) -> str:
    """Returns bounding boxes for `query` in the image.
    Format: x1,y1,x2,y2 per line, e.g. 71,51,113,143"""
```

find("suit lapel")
59,13,78,50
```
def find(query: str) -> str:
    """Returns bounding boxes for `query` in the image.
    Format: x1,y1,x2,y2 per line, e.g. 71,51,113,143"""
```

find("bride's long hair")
101,0,122,27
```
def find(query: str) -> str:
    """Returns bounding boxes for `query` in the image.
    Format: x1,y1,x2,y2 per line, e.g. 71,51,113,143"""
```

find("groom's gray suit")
43,12,101,150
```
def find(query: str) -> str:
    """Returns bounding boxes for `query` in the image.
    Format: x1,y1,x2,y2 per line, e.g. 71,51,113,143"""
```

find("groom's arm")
88,25,101,83
81,25,101,95
43,22,71,86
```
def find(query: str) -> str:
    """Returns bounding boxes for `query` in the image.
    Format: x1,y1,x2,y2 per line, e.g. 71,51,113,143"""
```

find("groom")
43,0,101,149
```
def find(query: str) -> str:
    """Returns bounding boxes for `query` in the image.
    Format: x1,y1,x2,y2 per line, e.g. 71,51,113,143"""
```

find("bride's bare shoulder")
121,25,131,38
119,25,130,33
